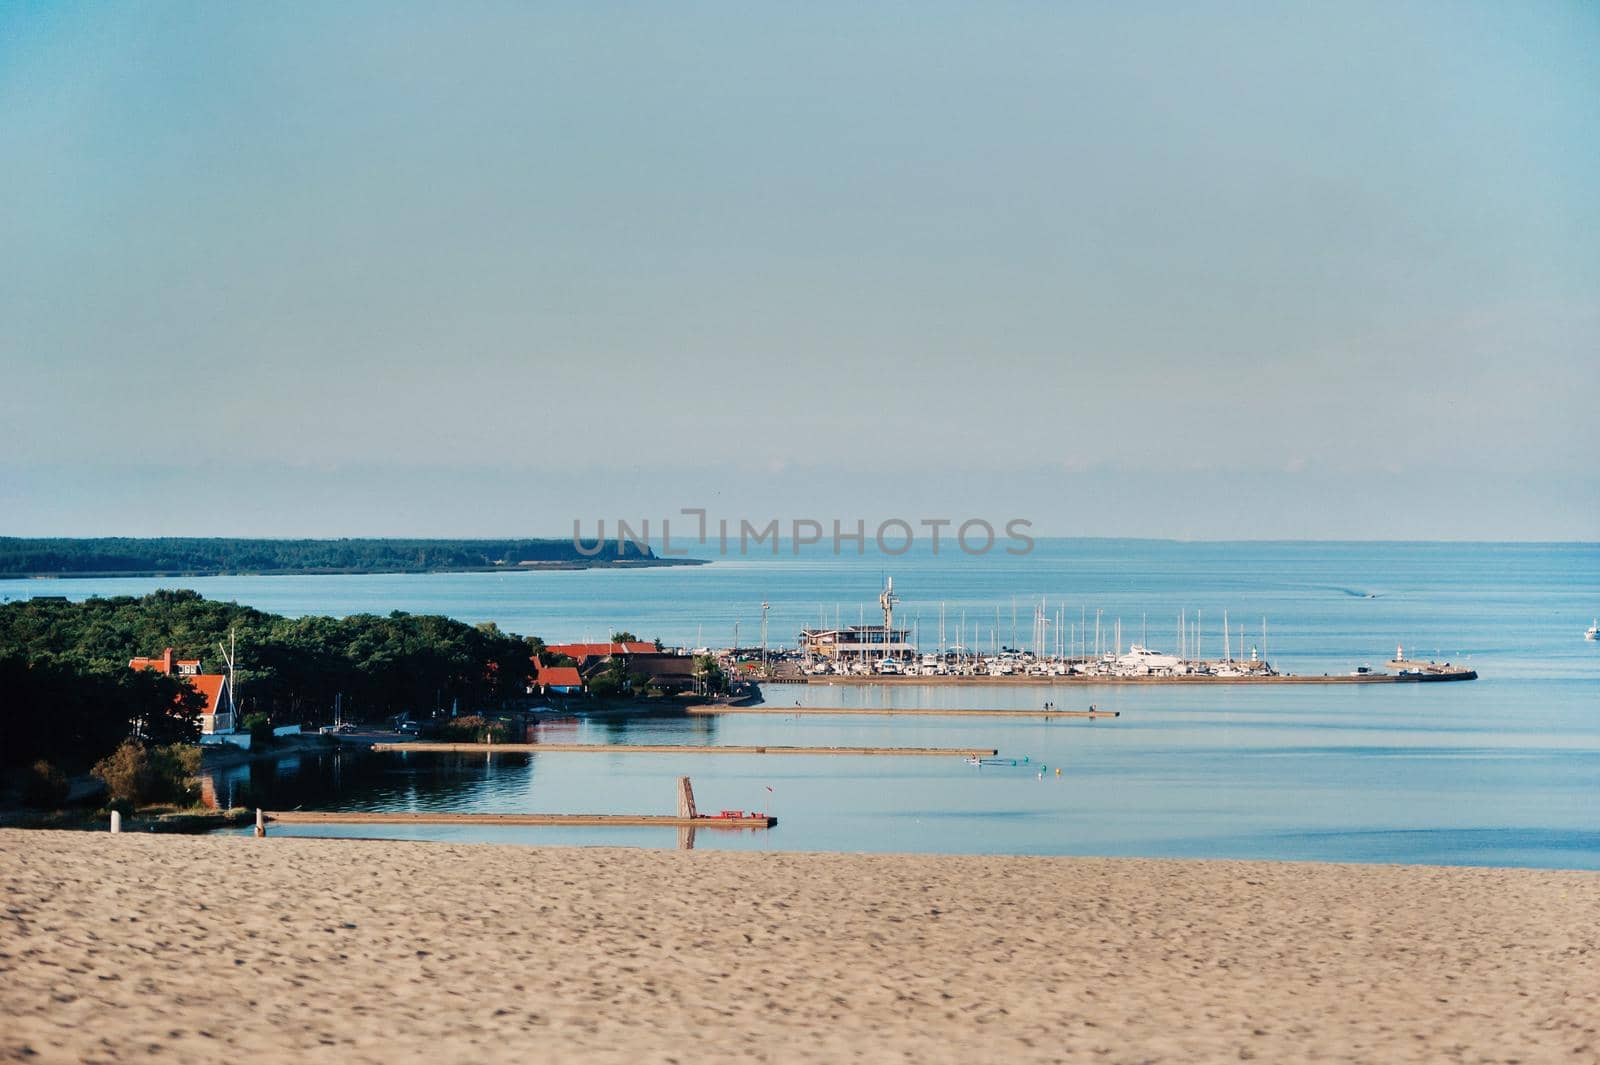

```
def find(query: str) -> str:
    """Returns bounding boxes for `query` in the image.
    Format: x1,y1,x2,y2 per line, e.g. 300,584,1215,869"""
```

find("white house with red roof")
129,646,242,744
534,663,585,695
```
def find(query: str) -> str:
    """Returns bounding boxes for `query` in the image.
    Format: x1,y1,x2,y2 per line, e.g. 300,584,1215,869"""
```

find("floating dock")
263,810,774,829
371,742,997,757
686,705,1119,719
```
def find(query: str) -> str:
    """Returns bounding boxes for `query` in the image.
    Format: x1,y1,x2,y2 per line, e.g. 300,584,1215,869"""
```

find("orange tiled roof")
537,665,584,688
547,642,655,659
129,650,226,716
127,650,201,675
186,675,227,716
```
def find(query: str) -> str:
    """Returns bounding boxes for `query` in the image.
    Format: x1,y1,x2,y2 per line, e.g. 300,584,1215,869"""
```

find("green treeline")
2,655,207,769
0,537,662,576
0,590,541,770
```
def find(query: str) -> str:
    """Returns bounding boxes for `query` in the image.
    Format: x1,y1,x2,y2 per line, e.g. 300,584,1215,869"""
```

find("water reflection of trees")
203,750,539,813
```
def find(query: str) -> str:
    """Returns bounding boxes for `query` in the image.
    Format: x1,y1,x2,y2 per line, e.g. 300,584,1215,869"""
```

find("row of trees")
0,590,543,771
0,536,652,576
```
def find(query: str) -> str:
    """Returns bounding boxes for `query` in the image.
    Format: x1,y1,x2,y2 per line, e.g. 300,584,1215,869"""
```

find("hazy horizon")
3,2,1596,540
3,461,1596,544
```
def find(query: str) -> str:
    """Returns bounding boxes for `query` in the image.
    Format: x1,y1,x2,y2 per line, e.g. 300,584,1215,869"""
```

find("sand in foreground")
1,831,1595,1064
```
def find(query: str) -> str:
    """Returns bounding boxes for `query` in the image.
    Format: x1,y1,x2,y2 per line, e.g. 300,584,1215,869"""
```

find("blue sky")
2,2,1596,538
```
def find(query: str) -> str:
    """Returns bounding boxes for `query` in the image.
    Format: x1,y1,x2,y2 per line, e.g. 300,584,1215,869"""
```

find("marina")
767,578,1478,684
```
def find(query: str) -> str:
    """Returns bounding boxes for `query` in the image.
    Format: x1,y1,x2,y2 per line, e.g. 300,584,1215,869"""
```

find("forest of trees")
0,537,687,576
0,590,542,771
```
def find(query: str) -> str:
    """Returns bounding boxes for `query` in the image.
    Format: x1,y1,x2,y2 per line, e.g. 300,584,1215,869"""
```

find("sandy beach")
2,831,1594,1064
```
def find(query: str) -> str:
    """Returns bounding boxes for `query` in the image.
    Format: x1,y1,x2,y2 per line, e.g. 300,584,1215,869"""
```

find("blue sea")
4,540,1596,867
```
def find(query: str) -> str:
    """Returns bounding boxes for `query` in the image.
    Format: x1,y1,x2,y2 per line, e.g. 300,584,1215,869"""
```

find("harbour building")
799,624,915,664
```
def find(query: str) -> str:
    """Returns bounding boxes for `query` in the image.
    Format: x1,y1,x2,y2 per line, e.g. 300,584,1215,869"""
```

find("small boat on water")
1586,620,1599,641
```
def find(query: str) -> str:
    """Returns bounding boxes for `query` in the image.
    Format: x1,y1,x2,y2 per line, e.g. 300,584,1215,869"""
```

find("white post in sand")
109,810,121,833
255,808,265,837
676,776,697,820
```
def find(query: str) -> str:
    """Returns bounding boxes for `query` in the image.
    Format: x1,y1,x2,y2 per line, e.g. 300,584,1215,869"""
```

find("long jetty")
259,777,774,834
782,671,1476,686
371,742,997,757
263,811,774,829
686,705,1119,719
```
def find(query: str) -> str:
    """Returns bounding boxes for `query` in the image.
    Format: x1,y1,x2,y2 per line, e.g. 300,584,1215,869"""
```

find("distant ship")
1586,620,1599,641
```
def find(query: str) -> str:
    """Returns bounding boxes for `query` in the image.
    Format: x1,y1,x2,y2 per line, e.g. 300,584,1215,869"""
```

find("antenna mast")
217,628,239,724
759,600,770,670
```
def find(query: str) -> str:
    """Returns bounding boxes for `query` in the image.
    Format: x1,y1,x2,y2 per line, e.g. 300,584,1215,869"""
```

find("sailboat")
1586,619,1599,641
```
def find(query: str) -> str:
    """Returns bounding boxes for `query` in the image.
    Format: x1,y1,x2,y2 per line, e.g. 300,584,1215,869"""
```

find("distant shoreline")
12,557,709,579
0,536,709,579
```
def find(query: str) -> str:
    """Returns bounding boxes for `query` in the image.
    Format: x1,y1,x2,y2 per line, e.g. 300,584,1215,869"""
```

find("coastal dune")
1,831,1594,1064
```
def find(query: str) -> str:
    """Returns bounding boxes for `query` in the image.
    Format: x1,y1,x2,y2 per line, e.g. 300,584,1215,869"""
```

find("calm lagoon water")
4,540,1596,867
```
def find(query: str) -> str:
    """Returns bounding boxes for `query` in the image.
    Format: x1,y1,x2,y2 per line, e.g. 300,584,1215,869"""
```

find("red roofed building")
128,648,202,676
535,664,585,695
129,647,236,736
546,641,657,662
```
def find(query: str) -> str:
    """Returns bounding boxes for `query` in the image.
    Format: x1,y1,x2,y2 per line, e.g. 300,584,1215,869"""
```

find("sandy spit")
1,830,1595,1064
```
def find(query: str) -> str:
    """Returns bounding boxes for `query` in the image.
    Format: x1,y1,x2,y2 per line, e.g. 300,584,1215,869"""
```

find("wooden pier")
263,810,774,829
371,742,997,757
686,705,1119,719
259,778,770,838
